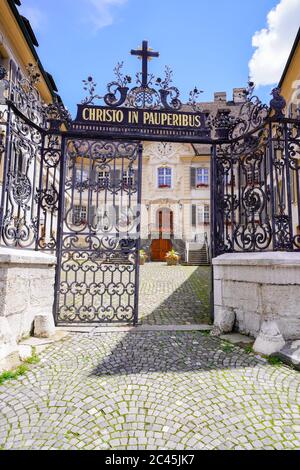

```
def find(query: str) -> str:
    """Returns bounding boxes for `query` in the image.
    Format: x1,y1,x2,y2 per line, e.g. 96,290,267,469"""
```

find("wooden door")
151,239,172,261
151,210,173,261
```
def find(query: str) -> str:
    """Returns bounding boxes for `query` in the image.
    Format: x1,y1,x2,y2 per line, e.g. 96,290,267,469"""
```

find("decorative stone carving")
144,142,193,163
253,318,285,356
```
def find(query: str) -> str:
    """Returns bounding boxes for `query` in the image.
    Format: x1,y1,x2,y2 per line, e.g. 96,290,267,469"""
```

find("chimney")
214,92,227,103
233,88,247,103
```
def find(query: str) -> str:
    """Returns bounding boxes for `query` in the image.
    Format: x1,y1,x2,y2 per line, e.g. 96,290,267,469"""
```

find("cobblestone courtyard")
139,263,211,324
1,264,300,450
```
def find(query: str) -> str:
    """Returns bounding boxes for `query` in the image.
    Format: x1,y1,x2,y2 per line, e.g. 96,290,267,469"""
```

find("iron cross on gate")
131,40,159,87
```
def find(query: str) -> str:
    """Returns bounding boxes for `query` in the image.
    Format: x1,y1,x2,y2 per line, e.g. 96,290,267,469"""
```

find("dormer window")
158,167,172,188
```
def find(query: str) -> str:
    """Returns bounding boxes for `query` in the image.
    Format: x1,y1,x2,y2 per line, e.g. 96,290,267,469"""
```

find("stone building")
70,90,247,264
140,89,247,262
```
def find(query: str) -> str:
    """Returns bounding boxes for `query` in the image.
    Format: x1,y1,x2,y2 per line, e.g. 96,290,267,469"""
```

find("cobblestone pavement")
139,263,211,324
1,330,300,450
58,262,211,325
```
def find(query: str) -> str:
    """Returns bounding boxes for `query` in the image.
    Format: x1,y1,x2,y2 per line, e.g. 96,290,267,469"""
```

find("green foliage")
0,365,28,385
24,348,40,365
243,345,253,354
165,249,180,260
65,430,80,439
221,342,235,353
140,249,148,260
201,330,211,337
0,348,40,386
266,355,284,366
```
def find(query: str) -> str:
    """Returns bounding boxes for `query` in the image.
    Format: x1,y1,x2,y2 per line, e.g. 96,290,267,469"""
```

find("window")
73,205,87,224
196,168,209,187
158,167,172,188
204,205,210,224
197,205,210,224
98,171,110,185
246,168,260,185
75,168,89,183
122,168,135,187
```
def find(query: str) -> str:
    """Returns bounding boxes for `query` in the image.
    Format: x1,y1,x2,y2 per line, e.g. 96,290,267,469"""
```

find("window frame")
157,167,172,189
195,167,209,187
73,205,87,225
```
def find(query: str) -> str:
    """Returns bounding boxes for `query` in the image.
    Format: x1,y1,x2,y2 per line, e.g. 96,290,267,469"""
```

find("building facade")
139,89,247,262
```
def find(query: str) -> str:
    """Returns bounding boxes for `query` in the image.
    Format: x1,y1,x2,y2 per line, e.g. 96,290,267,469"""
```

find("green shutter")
192,205,197,226
191,168,196,188
111,169,121,188
88,205,96,227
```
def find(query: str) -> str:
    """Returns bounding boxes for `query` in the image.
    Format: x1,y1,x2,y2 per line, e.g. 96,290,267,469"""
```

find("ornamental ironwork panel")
54,139,142,324
211,116,300,256
0,64,67,251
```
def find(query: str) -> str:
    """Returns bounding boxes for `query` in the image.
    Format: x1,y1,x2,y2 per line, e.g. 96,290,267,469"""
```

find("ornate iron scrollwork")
83,62,194,111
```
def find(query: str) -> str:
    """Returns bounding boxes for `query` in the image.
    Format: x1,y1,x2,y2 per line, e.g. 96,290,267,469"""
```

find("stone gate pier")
212,252,300,355
0,248,56,371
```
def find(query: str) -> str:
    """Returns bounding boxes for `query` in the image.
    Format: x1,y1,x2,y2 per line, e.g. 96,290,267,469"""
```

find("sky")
18,0,300,117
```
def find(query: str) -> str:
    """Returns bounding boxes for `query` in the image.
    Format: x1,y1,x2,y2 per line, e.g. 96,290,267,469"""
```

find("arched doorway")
151,208,174,261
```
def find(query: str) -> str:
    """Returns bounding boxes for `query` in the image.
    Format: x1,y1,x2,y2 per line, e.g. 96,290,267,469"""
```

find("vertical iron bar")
52,134,67,325
268,122,276,250
133,142,143,326
35,129,46,251
0,105,11,241
210,144,216,323
284,121,294,249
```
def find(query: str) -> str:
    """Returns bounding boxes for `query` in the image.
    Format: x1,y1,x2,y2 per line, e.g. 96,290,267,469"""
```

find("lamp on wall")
146,203,150,211
179,202,183,210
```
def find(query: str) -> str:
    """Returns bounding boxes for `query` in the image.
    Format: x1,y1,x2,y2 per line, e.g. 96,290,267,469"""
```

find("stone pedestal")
0,248,57,370
212,252,300,351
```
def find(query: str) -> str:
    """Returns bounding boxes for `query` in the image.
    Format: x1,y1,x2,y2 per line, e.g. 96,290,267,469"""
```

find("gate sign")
73,104,211,141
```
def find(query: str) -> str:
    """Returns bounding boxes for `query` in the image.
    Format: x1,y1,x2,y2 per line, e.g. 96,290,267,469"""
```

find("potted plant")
165,249,180,266
139,249,148,265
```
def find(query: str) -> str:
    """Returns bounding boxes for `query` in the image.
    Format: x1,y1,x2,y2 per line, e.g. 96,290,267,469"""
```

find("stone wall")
0,248,57,368
213,252,300,340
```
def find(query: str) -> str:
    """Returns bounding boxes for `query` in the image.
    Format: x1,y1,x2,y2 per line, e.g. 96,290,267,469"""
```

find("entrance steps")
182,247,210,266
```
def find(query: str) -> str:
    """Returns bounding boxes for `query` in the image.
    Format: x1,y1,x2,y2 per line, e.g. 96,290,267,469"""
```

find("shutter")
134,170,138,188
111,169,121,187
90,167,96,185
192,205,197,226
88,205,96,227
191,168,196,188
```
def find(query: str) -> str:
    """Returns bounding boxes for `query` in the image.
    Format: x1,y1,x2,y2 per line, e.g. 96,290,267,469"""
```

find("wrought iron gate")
54,139,142,324
1,45,300,328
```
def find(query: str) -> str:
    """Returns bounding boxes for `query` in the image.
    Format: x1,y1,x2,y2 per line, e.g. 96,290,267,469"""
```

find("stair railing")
204,232,210,264
185,241,189,263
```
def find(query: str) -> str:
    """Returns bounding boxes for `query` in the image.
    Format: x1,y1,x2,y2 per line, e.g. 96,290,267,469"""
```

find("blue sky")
18,0,300,116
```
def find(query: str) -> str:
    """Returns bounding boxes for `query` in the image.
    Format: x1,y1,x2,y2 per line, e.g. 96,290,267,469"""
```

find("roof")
7,0,58,96
279,27,300,88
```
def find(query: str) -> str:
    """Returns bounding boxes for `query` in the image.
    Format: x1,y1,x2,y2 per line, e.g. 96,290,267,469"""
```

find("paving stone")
1,265,300,450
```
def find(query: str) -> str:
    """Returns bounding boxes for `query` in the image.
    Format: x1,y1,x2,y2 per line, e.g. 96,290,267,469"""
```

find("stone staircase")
182,246,210,266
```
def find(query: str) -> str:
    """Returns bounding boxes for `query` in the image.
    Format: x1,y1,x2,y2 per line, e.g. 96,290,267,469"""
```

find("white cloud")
249,0,300,87
86,0,128,30
19,5,45,31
